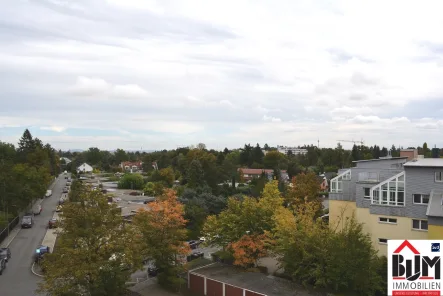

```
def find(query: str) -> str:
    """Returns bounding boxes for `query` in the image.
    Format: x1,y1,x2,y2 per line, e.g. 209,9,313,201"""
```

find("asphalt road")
0,174,66,296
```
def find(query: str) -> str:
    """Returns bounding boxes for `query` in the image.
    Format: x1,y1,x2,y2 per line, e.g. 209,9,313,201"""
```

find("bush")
117,174,144,190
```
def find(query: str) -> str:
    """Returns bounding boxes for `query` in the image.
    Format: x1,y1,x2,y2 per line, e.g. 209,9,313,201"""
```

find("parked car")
45,190,52,197
147,265,162,277
21,216,34,228
0,248,11,262
67,178,72,182
62,187,69,193
0,258,6,275
33,204,42,215
56,205,62,212
66,181,71,186
34,245,50,263
187,251,204,262
48,218,58,229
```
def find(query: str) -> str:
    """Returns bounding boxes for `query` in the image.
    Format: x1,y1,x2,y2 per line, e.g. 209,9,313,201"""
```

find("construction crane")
337,139,365,145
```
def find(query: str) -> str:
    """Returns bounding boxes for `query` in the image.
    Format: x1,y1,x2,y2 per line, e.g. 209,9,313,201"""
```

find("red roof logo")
393,240,420,255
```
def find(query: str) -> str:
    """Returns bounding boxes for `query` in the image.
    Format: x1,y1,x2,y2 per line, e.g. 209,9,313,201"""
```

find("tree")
186,159,205,188
203,181,283,248
263,151,286,169
159,167,175,187
39,187,140,296
132,189,190,289
285,172,322,217
117,174,144,190
272,202,384,296
17,129,35,162
229,234,268,268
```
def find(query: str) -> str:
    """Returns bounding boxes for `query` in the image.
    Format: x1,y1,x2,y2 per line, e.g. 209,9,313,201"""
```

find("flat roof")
404,158,443,167
352,157,408,163
191,263,313,296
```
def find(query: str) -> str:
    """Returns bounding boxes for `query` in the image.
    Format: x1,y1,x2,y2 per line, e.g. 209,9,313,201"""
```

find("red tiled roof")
121,161,142,167
239,168,287,175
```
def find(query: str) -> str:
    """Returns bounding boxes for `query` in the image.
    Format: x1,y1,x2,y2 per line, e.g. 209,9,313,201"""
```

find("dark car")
62,187,69,193
48,218,58,229
21,216,34,228
0,248,11,262
147,265,162,277
34,245,50,263
187,251,204,262
187,240,200,250
0,258,6,275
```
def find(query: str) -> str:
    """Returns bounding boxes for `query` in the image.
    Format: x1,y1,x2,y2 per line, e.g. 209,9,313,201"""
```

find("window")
435,172,443,182
371,172,405,206
413,194,430,204
330,170,351,193
412,219,428,231
379,217,397,224
364,188,371,199
378,238,388,244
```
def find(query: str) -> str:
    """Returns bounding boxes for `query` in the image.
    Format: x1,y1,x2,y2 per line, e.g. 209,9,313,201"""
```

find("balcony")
357,172,379,183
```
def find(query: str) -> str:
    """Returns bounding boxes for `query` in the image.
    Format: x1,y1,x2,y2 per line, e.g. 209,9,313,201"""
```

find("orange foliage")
229,234,268,268
135,189,190,256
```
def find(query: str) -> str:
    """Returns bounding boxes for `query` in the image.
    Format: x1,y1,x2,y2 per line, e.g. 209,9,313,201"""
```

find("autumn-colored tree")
132,189,190,290
229,234,268,268
286,172,323,217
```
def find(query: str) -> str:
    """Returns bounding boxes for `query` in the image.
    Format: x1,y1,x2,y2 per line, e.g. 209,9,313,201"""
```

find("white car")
199,237,206,242
45,190,52,197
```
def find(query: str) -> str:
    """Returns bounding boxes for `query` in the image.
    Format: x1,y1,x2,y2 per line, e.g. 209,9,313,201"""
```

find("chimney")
400,149,418,161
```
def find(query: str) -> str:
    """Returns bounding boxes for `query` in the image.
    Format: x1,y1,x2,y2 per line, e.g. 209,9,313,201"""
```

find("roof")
239,168,287,174
191,263,311,296
404,158,443,168
352,157,408,163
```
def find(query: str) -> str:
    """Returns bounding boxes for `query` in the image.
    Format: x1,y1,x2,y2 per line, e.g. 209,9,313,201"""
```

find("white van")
45,190,52,197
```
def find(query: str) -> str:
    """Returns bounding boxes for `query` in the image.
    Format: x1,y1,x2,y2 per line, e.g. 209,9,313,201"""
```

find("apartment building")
329,150,443,256
277,146,308,155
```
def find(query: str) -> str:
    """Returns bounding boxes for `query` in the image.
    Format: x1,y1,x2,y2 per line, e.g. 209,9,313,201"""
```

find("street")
0,175,65,296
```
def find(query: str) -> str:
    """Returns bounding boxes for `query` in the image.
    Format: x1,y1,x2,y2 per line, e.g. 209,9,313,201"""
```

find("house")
77,163,93,173
318,172,335,191
120,161,143,173
329,149,443,256
238,168,289,182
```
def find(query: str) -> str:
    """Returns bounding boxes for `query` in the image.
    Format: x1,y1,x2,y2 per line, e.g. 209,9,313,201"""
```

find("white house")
77,163,93,173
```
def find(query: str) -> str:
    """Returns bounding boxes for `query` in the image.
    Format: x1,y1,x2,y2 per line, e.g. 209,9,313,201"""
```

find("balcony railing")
358,172,379,182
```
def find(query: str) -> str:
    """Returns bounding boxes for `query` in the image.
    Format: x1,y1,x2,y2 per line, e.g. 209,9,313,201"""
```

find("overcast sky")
1,0,443,151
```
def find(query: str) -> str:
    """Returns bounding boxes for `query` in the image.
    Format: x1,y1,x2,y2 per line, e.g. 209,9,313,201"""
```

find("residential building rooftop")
403,158,443,167
352,157,408,163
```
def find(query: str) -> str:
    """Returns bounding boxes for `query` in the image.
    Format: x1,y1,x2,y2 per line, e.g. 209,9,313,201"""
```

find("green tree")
186,159,205,188
263,151,286,169
117,174,144,190
203,181,283,248
38,187,140,296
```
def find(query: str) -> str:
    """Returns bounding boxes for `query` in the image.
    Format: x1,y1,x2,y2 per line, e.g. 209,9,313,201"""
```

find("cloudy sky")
1,0,443,151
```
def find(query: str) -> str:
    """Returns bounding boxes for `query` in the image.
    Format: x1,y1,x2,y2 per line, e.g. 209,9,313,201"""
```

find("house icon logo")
388,240,443,295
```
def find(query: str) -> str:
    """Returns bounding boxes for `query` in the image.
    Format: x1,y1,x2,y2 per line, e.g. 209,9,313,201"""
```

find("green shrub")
117,174,144,190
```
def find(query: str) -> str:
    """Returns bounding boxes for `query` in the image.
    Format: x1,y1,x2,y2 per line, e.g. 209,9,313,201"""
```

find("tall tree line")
0,129,60,227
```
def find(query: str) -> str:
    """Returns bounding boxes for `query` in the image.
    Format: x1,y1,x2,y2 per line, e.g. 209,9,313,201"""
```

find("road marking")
31,262,44,277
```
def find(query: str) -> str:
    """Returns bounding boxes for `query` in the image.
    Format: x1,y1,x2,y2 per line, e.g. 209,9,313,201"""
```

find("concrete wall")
189,272,266,296
329,200,356,231
354,207,428,256
354,158,407,169
428,225,443,239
